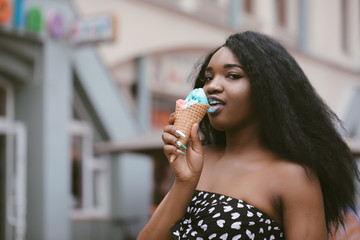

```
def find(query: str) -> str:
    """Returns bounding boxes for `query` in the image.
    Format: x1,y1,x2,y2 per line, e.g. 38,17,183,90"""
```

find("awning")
94,130,164,155
94,133,360,158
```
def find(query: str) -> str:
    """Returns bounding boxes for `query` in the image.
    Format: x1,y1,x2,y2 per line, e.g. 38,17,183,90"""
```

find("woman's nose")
204,76,223,94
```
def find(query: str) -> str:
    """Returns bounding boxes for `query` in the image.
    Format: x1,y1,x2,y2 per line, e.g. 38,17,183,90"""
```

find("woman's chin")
209,121,228,132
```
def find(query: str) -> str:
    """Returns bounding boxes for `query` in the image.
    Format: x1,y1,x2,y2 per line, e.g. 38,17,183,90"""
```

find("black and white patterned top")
171,190,285,240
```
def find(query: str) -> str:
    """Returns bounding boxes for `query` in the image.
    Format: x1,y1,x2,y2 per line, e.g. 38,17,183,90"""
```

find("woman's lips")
208,104,224,113
208,96,225,114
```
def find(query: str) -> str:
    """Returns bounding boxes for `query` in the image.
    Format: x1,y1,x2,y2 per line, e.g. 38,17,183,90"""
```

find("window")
341,87,360,209
152,96,175,129
342,88,360,138
71,135,83,209
276,0,287,27
341,0,349,53
0,86,6,117
0,78,13,120
0,122,27,240
244,0,253,14
70,121,110,219
0,134,5,240
0,77,27,240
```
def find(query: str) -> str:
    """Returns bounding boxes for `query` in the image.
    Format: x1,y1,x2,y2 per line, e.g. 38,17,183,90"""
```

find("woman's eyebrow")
224,64,243,69
206,64,243,71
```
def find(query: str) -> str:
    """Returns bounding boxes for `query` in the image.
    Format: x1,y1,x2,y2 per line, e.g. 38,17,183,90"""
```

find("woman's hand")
162,113,204,184
138,114,204,240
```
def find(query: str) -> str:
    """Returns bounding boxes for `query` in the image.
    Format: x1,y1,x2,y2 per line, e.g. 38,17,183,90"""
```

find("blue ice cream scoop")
185,88,215,113
185,88,209,104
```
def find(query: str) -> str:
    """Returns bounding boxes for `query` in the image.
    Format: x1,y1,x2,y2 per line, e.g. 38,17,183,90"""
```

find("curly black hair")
193,31,359,232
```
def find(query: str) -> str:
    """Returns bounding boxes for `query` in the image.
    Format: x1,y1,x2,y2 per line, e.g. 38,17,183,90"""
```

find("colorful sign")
46,10,65,39
0,0,11,24
69,15,117,45
13,0,24,28
0,0,117,45
27,7,42,33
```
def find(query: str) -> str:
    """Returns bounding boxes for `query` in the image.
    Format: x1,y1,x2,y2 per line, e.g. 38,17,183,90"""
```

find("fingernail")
176,149,186,156
175,130,186,138
170,112,175,118
176,140,187,150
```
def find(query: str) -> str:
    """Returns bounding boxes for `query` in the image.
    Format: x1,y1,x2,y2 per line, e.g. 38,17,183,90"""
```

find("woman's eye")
228,73,242,80
204,76,213,82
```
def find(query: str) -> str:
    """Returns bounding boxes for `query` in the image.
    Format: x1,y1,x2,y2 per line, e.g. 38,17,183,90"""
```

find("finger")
163,125,177,137
163,145,177,158
163,145,185,161
169,150,186,163
162,131,177,146
189,123,202,153
163,125,186,139
169,154,177,163
168,112,176,124
162,131,187,151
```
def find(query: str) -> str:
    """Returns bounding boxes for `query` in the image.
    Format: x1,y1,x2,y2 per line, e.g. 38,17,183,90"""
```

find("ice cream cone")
170,101,209,162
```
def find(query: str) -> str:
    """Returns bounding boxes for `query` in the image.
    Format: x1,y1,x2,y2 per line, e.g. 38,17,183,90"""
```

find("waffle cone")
169,101,209,162
174,101,209,145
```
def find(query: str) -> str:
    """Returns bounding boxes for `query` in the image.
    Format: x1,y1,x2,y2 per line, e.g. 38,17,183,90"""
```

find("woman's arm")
137,179,197,240
137,121,204,240
280,163,327,240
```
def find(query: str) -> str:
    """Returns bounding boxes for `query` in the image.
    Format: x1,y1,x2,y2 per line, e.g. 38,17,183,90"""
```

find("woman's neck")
224,120,264,157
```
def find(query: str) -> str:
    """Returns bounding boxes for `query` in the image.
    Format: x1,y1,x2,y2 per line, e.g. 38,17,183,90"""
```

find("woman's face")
203,47,257,132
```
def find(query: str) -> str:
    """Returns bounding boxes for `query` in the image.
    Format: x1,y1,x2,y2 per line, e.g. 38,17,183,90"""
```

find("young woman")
137,31,359,240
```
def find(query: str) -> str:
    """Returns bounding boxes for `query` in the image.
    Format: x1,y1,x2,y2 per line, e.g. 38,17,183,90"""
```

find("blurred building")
0,0,359,240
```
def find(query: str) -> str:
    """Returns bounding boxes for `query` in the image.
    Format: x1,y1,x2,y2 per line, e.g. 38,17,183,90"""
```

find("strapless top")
171,190,285,240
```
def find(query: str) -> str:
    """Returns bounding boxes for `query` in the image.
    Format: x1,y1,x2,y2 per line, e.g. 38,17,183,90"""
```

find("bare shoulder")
272,160,327,239
272,160,321,193
265,159,323,208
